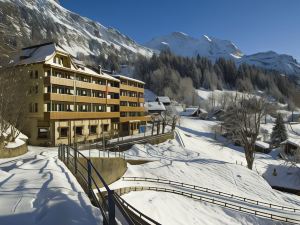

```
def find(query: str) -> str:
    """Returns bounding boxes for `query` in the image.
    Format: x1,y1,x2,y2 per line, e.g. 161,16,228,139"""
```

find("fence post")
58,145,61,160
74,146,78,174
62,145,65,162
67,146,70,167
87,159,92,197
108,190,116,225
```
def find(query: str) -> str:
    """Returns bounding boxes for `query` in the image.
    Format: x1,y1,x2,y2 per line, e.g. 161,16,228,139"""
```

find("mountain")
146,33,300,77
145,32,243,60
0,0,154,64
239,51,300,76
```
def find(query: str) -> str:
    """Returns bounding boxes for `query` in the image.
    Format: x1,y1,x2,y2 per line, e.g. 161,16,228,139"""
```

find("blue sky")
60,0,300,60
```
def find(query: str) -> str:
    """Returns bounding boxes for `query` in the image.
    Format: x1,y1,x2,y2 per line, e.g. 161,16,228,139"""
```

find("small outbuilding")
281,138,300,155
156,96,171,106
255,141,271,154
145,101,166,115
191,107,208,119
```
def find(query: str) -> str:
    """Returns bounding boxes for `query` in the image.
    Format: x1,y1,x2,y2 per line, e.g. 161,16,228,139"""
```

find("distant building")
156,96,171,106
191,107,208,119
255,141,270,153
145,101,166,115
13,42,149,146
281,138,300,155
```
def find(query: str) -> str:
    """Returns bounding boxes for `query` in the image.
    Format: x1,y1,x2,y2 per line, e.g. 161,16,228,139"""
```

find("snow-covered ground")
109,116,300,225
0,146,102,225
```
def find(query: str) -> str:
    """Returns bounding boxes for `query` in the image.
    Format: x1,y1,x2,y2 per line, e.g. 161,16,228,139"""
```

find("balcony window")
38,128,49,139
60,127,68,138
89,125,97,135
75,126,83,136
103,124,109,132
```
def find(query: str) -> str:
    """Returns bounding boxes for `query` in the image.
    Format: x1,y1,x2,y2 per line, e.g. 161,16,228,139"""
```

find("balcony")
76,80,107,91
120,96,145,103
120,84,144,93
120,106,145,112
75,96,106,104
44,76,74,87
44,93,75,102
44,111,120,120
107,99,120,105
120,116,150,123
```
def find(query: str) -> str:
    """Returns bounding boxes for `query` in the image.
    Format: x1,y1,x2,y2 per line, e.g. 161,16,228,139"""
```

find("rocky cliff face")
0,0,153,64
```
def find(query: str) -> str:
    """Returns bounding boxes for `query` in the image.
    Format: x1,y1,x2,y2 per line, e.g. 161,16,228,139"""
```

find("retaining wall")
0,143,28,158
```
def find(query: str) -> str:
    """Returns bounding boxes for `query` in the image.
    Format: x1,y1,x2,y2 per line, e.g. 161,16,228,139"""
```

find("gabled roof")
145,101,166,111
16,42,69,65
156,96,171,104
281,138,300,147
255,141,270,149
15,42,120,82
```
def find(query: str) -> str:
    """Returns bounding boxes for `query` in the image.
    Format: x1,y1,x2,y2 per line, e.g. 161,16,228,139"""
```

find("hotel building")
15,42,149,146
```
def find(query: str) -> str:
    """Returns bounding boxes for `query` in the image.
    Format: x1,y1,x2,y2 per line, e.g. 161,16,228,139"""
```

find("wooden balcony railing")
44,76,74,87
120,84,144,93
120,106,145,112
44,93,75,102
120,96,145,103
44,111,120,120
120,116,150,123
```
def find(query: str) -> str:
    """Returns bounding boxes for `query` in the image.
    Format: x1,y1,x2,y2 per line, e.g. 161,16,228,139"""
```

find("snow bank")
0,152,102,225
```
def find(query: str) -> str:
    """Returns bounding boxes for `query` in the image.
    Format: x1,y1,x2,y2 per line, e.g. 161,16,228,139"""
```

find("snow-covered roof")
281,138,300,147
255,141,270,149
112,75,145,84
15,42,120,82
145,101,166,112
156,96,171,104
15,42,69,65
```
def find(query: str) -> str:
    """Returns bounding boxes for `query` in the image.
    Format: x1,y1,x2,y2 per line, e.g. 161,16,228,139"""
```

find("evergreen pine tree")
271,113,287,147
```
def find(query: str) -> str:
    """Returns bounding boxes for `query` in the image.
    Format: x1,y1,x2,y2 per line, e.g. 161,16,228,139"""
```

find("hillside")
0,0,153,64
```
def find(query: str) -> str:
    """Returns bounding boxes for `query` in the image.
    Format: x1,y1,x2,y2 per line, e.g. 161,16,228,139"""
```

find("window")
29,71,33,79
60,127,68,138
35,85,38,94
89,125,97,135
75,126,83,136
38,128,48,139
35,71,38,79
103,124,109,132
29,103,38,113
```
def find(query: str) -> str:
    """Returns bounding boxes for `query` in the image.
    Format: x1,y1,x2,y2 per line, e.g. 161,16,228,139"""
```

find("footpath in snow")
0,146,102,225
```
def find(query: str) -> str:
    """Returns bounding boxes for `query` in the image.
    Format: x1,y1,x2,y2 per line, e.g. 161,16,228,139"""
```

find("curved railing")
58,145,161,225
113,186,300,225
122,177,300,213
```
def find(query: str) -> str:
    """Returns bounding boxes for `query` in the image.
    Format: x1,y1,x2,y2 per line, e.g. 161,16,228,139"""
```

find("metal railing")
78,131,174,152
58,145,160,225
122,177,300,213
115,186,300,225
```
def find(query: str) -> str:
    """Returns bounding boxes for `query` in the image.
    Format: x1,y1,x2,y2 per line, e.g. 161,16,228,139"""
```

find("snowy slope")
108,116,300,224
0,147,102,225
0,0,153,61
145,32,243,60
145,32,300,77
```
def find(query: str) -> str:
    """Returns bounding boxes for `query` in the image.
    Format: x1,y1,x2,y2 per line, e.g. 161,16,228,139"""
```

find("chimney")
98,65,102,74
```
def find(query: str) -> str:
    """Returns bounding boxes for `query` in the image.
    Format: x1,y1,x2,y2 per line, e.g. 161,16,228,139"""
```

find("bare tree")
222,94,266,170
0,66,29,148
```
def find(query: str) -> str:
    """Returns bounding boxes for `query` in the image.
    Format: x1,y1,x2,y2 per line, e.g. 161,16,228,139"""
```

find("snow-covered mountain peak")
0,0,154,63
145,32,243,60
